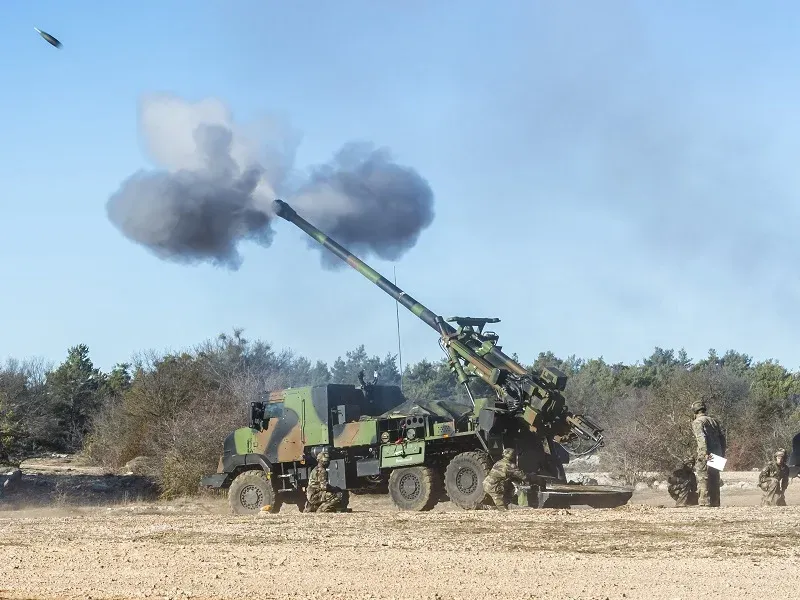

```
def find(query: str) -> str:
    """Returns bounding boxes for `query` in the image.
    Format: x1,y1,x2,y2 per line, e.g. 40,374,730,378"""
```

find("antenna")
394,265,403,390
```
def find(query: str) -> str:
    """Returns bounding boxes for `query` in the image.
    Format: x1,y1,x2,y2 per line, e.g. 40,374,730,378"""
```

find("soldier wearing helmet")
758,448,790,506
667,457,698,507
691,400,726,507
482,447,530,511
304,450,343,513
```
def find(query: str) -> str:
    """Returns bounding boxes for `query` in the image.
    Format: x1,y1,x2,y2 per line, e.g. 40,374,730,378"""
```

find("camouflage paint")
448,338,501,387
253,388,329,461
333,421,378,447
380,440,425,468
272,200,600,442
272,200,602,455
290,388,329,447
212,201,612,500
233,427,255,454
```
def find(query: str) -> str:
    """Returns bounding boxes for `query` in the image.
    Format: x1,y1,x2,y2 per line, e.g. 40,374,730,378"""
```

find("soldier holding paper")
690,401,726,507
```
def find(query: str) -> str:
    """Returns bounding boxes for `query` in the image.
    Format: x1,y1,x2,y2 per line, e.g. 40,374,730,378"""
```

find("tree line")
1,329,798,496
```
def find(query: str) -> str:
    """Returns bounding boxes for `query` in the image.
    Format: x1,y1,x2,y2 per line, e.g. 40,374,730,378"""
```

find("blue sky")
2,1,800,374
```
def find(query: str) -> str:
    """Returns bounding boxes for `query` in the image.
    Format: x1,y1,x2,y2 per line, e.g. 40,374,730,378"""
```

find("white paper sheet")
707,453,727,471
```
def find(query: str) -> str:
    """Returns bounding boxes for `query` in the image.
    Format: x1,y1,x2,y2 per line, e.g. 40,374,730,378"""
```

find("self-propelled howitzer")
272,199,604,461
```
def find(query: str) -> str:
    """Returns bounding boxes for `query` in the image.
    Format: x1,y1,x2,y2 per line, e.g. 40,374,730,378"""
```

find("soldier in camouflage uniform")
304,451,343,513
691,400,726,507
482,448,529,510
667,457,698,506
758,448,790,507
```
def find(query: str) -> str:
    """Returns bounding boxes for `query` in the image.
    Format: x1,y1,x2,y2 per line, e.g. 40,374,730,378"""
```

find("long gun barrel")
272,199,604,453
272,200,448,335
273,200,523,390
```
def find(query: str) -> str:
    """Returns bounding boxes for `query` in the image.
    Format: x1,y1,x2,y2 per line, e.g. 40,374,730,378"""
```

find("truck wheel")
444,451,492,509
228,470,279,515
388,466,440,511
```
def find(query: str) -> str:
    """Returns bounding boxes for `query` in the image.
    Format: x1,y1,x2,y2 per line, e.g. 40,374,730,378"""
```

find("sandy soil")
1,462,799,600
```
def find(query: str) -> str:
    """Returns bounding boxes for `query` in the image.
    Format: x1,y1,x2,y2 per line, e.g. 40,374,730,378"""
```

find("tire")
388,466,440,511
444,451,492,509
228,470,279,515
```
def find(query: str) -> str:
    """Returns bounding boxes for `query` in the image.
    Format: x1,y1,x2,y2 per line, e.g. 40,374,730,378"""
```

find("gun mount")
272,199,604,460
199,201,630,513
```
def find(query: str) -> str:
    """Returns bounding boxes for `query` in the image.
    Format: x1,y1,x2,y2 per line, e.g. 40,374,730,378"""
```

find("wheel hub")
398,473,420,500
456,467,477,494
240,485,263,510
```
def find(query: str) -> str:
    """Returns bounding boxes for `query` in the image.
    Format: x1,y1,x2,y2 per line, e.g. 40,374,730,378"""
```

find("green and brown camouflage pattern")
271,199,605,465
205,381,447,487
333,420,378,447
202,379,631,510
201,202,625,511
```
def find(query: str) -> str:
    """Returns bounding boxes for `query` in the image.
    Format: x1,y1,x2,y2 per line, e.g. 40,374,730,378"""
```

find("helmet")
691,401,706,414
775,448,786,459
683,456,696,467
316,451,330,464
502,448,516,459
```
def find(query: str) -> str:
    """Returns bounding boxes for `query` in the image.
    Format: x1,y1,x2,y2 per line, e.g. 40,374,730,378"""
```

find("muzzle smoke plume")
106,94,434,269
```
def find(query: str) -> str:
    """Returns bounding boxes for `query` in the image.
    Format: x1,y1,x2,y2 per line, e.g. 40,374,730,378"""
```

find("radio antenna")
393,265,403,390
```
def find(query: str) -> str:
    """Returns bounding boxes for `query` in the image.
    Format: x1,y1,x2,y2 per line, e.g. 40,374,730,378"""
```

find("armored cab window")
250,401,284,430
263,402,284,419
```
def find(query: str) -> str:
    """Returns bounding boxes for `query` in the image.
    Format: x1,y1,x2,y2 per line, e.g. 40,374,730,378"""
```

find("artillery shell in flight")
34,27,62,49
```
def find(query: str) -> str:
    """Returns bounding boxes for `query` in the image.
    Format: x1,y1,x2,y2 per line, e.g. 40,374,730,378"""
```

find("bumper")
200,473,229,489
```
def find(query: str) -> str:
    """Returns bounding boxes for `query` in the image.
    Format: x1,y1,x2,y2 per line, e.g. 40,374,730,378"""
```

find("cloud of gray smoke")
106,93,434,270
291,142,434,269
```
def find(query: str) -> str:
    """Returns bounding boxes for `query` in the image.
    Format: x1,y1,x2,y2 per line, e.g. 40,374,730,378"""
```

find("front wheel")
228,470,279,515
388,466,440,511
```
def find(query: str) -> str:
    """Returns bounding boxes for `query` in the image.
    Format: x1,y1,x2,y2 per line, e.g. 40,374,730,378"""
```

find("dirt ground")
1,459,799,600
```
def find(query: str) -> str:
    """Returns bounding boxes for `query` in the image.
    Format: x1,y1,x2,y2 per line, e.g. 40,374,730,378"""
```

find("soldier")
667,457,698,506
482,448,529,511
758,448,790,506
304,451,343,513
691,400,726,507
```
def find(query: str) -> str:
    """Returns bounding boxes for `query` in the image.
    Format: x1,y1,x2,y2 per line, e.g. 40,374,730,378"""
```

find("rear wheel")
228,470,279,514
444,451,492,509
388,466,440,511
